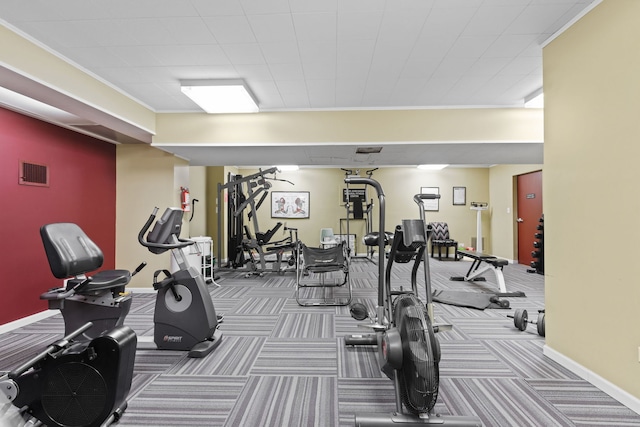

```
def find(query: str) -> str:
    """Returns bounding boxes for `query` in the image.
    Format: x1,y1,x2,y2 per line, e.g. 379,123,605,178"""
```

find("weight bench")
451,249,511,293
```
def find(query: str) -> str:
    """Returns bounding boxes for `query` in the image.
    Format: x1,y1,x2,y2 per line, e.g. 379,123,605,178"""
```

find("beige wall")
116,144,189,287
544,0,640,400
232,167,491,257
155,108,542,145
187,166,207,237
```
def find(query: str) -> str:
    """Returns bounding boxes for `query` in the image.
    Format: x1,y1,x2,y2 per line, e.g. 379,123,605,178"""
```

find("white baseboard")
543,345,640,415
0,310,59,335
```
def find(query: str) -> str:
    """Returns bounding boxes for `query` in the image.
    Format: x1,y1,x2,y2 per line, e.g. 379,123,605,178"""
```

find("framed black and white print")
420,187,439,211
453,186,466,205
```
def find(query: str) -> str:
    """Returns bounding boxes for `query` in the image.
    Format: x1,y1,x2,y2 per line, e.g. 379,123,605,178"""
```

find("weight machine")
341,168,377,262
217,167,295,276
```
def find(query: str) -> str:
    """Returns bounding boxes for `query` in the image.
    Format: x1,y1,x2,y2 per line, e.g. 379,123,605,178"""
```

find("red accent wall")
0,107,116,324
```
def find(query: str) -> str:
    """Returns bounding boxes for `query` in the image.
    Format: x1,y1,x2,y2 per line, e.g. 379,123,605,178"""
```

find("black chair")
429,222,458,260
295,241,351,306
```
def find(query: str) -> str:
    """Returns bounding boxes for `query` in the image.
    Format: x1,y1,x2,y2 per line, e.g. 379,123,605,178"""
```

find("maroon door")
517,171,543,266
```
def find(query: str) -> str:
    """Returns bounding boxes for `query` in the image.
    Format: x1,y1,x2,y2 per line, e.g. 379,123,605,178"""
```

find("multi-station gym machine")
216,167,297,276
341,168,377,262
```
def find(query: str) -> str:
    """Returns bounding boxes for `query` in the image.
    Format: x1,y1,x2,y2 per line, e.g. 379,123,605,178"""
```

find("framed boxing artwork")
271,191,310,218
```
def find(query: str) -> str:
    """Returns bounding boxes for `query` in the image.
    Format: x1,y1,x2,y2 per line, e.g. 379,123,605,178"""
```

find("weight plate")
537,313,545,337
514,308,528,331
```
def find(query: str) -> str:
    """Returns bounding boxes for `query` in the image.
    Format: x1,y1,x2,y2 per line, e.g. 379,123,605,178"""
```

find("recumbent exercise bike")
1,221,139,426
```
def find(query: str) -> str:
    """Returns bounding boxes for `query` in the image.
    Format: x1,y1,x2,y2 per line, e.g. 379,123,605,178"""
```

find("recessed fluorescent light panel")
524,88,544,108
180,79,259,113
417,164,449,170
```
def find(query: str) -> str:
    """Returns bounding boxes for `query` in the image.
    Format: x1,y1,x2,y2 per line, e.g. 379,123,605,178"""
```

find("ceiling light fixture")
524,88,544,108
180,79,259,113
417,164,449,170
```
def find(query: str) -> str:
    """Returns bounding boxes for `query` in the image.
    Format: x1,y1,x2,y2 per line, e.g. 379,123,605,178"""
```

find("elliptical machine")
138,207,222,358
344,177,481,426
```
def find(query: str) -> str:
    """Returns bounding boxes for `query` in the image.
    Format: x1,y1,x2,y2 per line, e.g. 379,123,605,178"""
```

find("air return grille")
19,161,49,187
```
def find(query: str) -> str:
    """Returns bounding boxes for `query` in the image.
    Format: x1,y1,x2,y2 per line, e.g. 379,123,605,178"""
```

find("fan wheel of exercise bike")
41,361,109,426
393,294,440,415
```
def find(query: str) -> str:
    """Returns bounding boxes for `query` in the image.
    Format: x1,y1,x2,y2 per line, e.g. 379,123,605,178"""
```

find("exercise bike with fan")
344,177,481,426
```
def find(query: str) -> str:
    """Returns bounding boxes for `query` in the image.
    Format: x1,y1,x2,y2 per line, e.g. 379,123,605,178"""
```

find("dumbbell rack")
527,215,544,274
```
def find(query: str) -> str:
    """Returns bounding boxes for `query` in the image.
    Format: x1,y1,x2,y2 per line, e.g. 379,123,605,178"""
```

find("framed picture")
420,187,439,211
453,186,466,205
271,191,310,218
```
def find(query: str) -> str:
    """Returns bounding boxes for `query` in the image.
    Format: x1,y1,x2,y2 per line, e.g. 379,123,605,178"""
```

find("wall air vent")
19,161,49,187
356,146,383,154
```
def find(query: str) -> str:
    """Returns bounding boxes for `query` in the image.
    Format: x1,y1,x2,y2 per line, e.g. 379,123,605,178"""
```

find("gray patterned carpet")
2,257,640,426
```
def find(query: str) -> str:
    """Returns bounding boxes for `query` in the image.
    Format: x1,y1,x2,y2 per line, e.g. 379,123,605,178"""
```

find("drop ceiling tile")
204,16,256,44
292,13,337,41
146,44,231,67
298,40,336,64
337,0,386,12
306,80,336,107
269,63,305,80
336,60,371,80
108,46,163,67
221,43,265,65
462,5,526,36
482,34,540,58
241,0,291,15
505,3,575,34
289,0,338,13
248,14,296,43
162,17,217,44
276,80,310,108
302,61,336,80
447,35,498,59
191,0,245,16
337,39,376,63
336,10,383,40
260,41,301,64
234,63,273,80
251,80,285,109
377,9,431,44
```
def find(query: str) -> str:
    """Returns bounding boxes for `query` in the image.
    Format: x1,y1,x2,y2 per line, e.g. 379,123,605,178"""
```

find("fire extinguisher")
180,187,191,212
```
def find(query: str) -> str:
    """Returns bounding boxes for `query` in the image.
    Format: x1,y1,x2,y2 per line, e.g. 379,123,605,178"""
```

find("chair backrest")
429,222,450,241
40,223,104,279
320,228,335,243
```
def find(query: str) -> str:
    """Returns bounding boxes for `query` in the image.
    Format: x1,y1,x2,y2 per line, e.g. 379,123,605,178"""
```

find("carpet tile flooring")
2,257,640,426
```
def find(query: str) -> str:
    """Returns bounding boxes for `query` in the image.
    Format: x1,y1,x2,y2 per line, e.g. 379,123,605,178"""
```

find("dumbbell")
507,308,545,337
489,296,510,308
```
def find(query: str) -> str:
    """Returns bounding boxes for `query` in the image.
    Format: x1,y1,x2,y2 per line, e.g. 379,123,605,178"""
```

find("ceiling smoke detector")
356,146,383,154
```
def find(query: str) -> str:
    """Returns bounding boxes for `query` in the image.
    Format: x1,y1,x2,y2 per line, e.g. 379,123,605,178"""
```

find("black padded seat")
41,223,133,292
